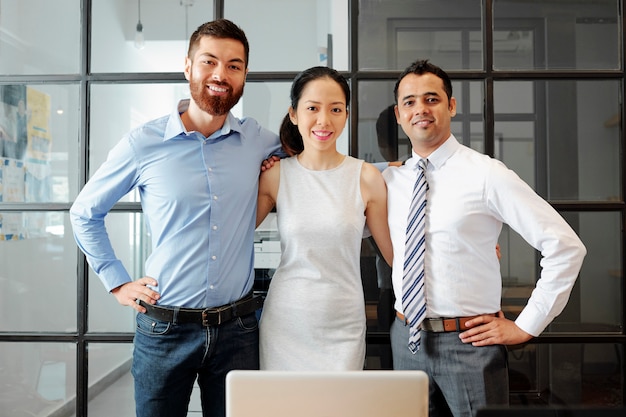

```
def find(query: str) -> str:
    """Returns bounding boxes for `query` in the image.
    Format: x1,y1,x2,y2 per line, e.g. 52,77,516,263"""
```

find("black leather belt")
139,293,264,326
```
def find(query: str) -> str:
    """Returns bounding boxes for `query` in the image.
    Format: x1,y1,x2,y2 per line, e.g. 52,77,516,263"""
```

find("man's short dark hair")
394,59,453,103
188,19,249,68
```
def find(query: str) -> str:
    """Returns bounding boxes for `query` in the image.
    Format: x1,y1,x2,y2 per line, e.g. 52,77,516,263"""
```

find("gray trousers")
391,315,509,417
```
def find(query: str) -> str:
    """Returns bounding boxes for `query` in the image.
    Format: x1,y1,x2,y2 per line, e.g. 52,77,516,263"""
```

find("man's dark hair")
188,19,249,68
393,59,453,103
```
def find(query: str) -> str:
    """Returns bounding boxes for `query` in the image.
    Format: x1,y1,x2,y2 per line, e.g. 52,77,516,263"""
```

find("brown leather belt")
396,311,496,332
139,293,263,326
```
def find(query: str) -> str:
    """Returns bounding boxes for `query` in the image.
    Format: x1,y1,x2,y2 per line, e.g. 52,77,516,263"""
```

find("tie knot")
418,158,428,171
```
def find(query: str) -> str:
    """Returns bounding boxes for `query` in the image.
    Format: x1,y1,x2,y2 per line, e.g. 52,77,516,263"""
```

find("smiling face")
394,72,457,157
184,36,248,116
289,77,349,153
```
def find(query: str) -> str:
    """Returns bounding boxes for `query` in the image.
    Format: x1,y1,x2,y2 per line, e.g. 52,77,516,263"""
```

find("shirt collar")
163,98,243,141
406,134,459,170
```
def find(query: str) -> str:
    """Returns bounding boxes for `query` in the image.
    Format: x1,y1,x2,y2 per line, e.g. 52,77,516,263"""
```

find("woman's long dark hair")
280,66,350,156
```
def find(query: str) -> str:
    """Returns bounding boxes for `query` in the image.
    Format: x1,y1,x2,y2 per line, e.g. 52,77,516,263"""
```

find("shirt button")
209,284,214,290
212,225,218,230
208,167,213,172
211,255,217,260
213,195,218,200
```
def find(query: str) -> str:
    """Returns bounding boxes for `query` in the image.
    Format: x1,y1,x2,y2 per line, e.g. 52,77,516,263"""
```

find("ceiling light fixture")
134,0,145,50
181,0,194,39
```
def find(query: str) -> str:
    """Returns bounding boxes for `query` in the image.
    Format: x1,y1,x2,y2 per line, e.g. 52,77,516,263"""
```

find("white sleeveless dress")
259,155,367,370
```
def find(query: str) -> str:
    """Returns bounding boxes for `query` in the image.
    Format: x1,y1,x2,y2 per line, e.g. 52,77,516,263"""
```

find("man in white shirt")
383,59,586,417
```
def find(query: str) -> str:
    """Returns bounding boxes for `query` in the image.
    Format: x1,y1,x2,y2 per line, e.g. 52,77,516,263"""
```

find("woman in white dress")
256,66,393,370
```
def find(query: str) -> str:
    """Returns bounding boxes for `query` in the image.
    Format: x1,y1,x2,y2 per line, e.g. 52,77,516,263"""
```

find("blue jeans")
391,315,508,417
132,311,259,417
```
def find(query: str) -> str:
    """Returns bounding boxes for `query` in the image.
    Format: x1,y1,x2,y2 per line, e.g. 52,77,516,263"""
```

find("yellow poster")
26,87,51,162
25,87,52,204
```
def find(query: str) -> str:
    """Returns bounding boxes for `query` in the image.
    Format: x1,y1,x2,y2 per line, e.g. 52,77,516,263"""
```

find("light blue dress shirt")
70,99,282,308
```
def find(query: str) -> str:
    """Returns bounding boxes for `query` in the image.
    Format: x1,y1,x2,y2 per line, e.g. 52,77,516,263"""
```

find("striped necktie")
402,158,428,353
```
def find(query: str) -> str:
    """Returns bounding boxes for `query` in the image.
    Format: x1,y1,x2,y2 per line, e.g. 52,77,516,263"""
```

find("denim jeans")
391,315,508,417
131,311,259,417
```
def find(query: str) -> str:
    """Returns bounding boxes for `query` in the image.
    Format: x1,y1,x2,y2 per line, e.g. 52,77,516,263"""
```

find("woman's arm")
256,160,280,228
361,162,393,266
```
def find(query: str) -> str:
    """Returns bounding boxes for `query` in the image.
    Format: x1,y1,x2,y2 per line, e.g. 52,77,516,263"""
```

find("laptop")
226,370,428,417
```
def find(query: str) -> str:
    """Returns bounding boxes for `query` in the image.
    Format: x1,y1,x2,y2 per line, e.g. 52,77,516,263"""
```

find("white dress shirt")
383,135,586,337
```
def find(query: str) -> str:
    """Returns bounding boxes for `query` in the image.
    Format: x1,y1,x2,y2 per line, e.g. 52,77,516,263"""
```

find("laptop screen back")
226,370,428,417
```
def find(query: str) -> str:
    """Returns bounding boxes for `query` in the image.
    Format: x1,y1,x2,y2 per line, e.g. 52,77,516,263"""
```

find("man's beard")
189,78,244,116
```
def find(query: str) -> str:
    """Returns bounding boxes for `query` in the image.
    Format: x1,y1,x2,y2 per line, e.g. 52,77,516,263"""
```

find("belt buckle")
423,318,445,332
202,305,231,326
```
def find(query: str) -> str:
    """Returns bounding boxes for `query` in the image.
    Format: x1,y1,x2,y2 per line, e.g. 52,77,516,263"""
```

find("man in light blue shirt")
70,19,282,417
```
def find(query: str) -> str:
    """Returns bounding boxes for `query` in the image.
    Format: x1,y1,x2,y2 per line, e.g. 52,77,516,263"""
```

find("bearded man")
70,19,283,417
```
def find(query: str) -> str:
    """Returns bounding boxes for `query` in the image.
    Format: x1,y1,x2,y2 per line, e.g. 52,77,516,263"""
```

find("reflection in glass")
493,29,535,69
499,224,538,302
494,81,534,114
0,0,81,75
501,211,622,333
0,212,77,332
450,81,484,149
225,0,349,71
0,342,76,416
357,81,398,163
573,211,622,332
467,121,485,154
494,0,620,70
494,80,539,195
358,0,483,70
494,80,621,201
494,121,536,186
361,237,394,370
555,80,621,201
508,343,623,407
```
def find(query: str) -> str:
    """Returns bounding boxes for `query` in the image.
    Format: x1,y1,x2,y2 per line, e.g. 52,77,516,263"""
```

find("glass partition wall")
0,0,623,415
